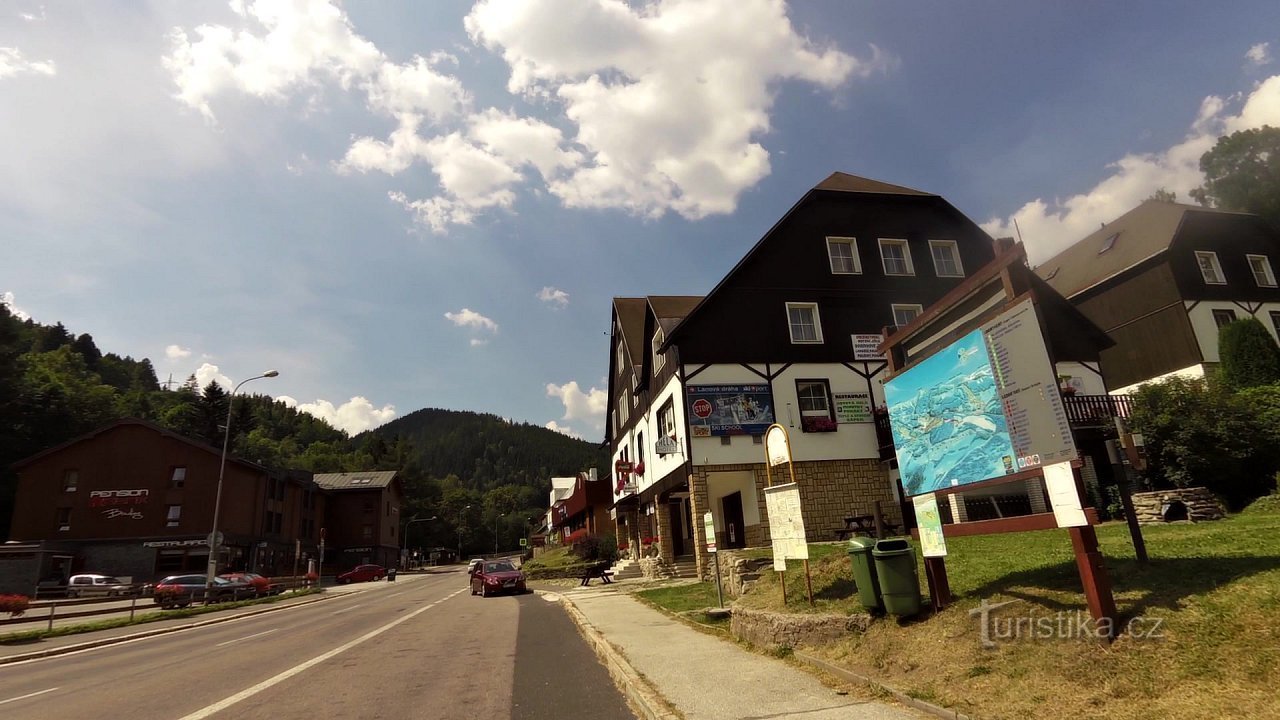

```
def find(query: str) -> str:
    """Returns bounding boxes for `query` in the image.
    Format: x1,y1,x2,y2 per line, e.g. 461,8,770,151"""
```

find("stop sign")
692,398,713,418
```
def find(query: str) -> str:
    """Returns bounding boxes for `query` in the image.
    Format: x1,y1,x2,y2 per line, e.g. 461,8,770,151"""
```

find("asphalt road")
0,573,636,720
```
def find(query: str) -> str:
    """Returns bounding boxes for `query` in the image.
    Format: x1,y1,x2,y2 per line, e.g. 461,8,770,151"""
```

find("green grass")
521,546,580,570
671,509,1280,720
0,589,323,645
635,582,732,632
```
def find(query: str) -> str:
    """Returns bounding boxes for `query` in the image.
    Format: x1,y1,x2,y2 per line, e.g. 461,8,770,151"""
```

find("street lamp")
403,515,437,568
456,505,471,563
494,512,508,555
206,370,279,595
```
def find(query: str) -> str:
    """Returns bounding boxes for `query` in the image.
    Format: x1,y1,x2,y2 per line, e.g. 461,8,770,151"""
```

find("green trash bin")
872,538,922,617
847,537,882,611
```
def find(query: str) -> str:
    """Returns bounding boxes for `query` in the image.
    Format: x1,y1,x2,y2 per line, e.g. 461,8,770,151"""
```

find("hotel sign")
89,489,150,507
654,436,679,455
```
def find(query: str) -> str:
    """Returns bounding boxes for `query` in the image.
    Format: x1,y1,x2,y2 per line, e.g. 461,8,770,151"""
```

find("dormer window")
826,237,861,274
1196,251,1226,284
652,329,666,372
1248,254,1277,287
1098,232,1119,254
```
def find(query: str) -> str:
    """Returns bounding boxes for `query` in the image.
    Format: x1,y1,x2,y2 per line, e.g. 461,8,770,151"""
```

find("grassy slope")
650,507,1280,720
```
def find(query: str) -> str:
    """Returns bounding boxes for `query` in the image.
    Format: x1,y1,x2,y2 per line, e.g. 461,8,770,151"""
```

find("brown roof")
10,418,267,472
813,171,934,196
1035,200,1243,298
613,297,648,370
313,471,398,490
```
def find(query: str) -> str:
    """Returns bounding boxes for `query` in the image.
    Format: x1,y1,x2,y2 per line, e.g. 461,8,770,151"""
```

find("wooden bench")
579,562,615,586
833,515,903,540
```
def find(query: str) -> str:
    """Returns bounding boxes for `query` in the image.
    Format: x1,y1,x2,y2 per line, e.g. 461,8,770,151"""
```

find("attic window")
1044,267,1059,280
349,476,373,485
1098,232,1119,254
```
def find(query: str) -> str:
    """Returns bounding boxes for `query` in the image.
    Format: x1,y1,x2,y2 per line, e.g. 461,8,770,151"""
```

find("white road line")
215,628,278,647
330,603,364,615
0,688,59,706
386,591,406,599
178,589,465,720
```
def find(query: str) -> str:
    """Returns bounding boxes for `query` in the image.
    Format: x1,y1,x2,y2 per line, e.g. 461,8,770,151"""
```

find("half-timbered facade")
606,172,1000,579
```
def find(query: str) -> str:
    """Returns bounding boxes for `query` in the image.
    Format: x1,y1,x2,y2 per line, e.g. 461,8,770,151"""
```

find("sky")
5,1,1280,442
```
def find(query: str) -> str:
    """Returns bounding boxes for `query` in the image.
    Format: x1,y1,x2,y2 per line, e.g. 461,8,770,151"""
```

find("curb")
0,592,341,665
794,651,973,720
545,590,682,720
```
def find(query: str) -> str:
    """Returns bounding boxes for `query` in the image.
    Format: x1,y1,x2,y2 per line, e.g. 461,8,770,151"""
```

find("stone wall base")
639,556,677,580
1131,487,1225,524
730,606,871,650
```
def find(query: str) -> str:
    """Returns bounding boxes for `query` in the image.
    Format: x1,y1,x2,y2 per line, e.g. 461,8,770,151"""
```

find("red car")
337,564,386,584
470,560,527,597
219,572,279,597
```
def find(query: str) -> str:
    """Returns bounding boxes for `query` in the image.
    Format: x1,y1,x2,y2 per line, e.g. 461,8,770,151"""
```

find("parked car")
66,574,133,598
152,575,253,608
336,564,386,584
470,560,527,597
219,572,280,597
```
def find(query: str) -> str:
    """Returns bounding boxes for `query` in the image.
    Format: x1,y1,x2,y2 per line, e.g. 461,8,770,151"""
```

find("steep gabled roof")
613,297,647,373
664,171,961,349
11,418,267,473
1034,200,1248,298
648,295,703,334
312,471,397,491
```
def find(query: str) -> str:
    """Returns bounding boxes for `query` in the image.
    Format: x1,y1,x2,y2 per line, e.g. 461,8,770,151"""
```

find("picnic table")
578,561,615,586
833,514,901,540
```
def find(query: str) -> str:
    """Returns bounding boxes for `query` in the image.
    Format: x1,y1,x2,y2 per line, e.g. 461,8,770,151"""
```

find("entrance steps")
671,555,698,579
609,558,644,580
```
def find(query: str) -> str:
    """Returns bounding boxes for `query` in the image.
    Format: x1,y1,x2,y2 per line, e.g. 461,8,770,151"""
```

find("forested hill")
364,408,605,496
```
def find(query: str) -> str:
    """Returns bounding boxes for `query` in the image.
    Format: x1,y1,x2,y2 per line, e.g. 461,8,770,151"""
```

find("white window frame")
652,329,665,372
619,391,629,424
1212,308,1237,329
878,238,915,276
796,380,831,416
1247,254,1277,287
1196,251,1226,284
785,302,824,344
616,340,625,375
928,239,964,277
658,398,676,438
892,303,924,328
826,237,861,275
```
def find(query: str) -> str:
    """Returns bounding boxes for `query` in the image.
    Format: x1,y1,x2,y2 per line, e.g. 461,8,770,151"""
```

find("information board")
833,392,872,423
886,298,1077,496
912,493,947,557
763,483,809,571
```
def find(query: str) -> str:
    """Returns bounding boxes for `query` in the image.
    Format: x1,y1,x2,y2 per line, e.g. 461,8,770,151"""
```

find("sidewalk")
552,584,922,720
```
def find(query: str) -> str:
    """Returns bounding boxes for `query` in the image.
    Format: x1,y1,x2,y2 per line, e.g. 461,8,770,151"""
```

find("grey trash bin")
871,539,922,617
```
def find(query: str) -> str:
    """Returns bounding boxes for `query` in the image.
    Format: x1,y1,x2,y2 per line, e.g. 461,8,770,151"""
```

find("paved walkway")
554,585,921,720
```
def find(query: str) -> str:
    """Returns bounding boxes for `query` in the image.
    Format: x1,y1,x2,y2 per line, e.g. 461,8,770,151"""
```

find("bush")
571,534,619,564
0,594,30,617
1130,376,1274,509
1218,318,1280,390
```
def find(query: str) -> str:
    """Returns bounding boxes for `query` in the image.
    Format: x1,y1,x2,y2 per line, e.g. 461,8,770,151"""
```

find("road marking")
386,591,406,599
216,628,278,647
178,589,466,720
331,604,364,615
0,688,59,706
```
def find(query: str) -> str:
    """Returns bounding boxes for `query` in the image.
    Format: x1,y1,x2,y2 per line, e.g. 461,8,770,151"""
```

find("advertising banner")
833,392,872,423
686,384,774,437
763,483,808,571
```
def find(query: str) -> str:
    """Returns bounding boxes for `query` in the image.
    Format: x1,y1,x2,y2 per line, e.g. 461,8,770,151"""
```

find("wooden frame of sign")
763,424,813,605
877,242,1118,635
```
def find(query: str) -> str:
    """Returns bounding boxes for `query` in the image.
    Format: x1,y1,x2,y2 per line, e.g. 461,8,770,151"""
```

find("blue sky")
4,1,1280,440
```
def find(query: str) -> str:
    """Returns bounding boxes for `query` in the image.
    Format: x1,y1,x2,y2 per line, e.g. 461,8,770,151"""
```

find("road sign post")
704,512,723,608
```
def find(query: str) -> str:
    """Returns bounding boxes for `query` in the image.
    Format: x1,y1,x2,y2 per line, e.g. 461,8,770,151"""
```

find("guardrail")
2,576,315,631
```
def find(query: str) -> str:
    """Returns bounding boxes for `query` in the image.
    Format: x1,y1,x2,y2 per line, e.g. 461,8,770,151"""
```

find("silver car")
66,573,132,598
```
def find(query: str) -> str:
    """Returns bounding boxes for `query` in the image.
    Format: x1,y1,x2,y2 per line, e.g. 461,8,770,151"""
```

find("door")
721,492,746,549
669,502,685,557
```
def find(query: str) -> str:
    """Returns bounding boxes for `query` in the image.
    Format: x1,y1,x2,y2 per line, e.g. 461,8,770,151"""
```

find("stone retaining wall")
1131,487,1225,524
730,606,871,650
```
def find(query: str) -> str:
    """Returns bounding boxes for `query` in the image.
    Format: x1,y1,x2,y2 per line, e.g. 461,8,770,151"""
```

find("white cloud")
545,420,584,440
165,344,193,360
0,47,56,79
1,291,30,320
465,0,881,220
444,307,499,333
193,362,233,391
537,286,569,308
983,65,1280,265
1246,42,1272,67
546,380,606,432
363,55,472,120
164,0,381,121
469,337,489,347
278,395,397,434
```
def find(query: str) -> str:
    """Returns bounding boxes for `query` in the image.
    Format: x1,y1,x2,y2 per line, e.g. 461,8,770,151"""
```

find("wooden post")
779,570,787,605
872,500,885,539
803,559,814,605
923,556,952,611
1116,478,1149,565
1068,525,1118,635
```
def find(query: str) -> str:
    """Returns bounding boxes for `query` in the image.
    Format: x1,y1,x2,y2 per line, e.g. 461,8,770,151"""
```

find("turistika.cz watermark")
969,598,1164,649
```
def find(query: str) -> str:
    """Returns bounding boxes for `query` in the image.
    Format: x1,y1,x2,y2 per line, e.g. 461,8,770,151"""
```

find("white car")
67,574,132,598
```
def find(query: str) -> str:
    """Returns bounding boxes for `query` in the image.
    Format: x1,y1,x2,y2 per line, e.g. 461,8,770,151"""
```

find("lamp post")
494,512,508,555
456,505,471,563
402,515,437,569
206,370,279,596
